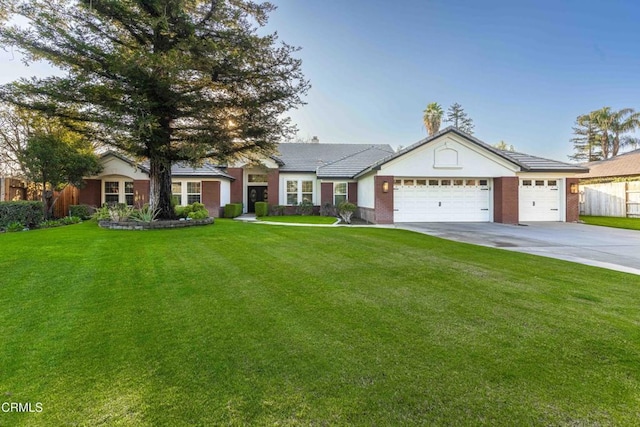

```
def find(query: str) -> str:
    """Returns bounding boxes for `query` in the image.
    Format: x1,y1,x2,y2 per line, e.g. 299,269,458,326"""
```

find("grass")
258,215,337,224
1,220,640,425
581,215,640,231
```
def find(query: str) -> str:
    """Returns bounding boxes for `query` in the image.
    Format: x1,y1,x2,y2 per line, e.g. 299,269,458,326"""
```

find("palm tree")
423,102,443,136
591,107,614,159
610,108,640,156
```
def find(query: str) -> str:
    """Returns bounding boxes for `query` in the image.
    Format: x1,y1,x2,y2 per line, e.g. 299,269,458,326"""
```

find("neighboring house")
79,127,588,223
576,149,640,217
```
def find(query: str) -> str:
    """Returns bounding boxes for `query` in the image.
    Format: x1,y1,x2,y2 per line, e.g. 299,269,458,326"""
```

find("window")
428,180,439,186
187,182,201,204
104,181,119,205
172,182,182,205
416,179,427,186
453,179,464,186
248,174,268,183
334,183,347,205
535,180,545,186
522,180,532,186
466,179,476,186
441,179,451,186
104,180,134,205
548,180,557,186
286,179,314,205
403,179,414,186
394,179,402,186
171,181,202,206
479,179,488,186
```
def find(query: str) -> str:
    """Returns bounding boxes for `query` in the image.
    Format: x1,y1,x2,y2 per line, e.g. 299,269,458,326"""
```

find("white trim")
101,177,134,206
171,178,202,206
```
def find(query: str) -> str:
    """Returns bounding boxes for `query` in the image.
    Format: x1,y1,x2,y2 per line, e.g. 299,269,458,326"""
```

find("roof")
275,143,395,178
575,149,640,179
101,151,234,180
355,127,588,177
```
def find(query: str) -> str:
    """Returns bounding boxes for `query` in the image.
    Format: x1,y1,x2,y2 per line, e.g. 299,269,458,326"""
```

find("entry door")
247,186,268,213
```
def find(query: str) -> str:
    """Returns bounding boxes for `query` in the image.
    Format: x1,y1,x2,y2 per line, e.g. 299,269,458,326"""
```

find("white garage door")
394,178,492,222
519,179,561,221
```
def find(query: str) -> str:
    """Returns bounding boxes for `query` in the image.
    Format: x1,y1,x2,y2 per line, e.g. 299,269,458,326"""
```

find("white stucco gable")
379,133,521,177
88,153,149,180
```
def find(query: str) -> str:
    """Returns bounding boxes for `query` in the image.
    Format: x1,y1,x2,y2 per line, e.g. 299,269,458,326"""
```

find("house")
79,127,588,223
576,149,640,217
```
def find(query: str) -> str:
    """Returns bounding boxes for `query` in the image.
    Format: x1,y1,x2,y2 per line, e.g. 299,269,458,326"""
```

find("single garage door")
519,179,561,221
394,178,491,222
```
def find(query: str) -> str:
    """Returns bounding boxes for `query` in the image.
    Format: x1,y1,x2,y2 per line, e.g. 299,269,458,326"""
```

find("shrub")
40,219,63,228
6,221,24,232
338,201,357,224
296,200,314,216
69,204,92,220
61,216,82,225
93,205,111,221
270,205,286,216
255,202,268,217
0,201,44,229
134,205,160,223
320,202,336,217
188,209,209,219
109,204,134,222
224,203,243,218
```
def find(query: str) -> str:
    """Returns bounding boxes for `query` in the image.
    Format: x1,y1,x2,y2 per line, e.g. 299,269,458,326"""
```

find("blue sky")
1,1,639,161
265,0,640,160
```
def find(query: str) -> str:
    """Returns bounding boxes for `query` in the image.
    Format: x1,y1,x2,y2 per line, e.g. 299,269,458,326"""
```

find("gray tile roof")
355,127,587,177
101,151,234,180
575,149,640,179
275,143,395,177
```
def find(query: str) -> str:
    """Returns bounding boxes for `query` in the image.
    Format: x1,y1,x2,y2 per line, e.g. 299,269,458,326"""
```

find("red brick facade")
565,177,580,222
133,180,150,208
493,177,519,224
348,182,358,205
374,175,394,224
267,169,279,206
228,167,244,204
202,181,222,217
320,182,333,206
79,179,101,207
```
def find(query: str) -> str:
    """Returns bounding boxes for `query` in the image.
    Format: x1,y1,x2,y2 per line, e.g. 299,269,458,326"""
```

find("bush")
188,209,209,219
93,205,111,221
0,201,44,229
255,202,268,217
270,205,286,216
296,200,314,216
338,201,357,224
320,202,336,217
6,221,24,232
224,203,243,218
40,219,63,228
133,205,160,223
61,216,82,225
69,204,92,220
176,202,208,219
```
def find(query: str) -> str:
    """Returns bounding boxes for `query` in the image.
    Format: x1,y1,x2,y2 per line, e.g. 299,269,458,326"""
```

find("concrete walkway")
395,222,640,275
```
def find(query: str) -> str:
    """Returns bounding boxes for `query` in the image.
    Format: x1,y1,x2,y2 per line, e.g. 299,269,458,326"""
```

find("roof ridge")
316,145,386,171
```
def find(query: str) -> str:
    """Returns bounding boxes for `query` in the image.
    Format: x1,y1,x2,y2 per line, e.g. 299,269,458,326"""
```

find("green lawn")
258,215,338,224
581,215,640,231
1,220,640,425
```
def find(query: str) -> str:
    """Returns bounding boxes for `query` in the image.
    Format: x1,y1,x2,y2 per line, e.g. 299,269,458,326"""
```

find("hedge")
255,202,268,217
224,203,243,218
69,204,93,220
0,201,44,229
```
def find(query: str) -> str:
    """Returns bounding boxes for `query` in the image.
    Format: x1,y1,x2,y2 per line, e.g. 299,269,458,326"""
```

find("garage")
518,179,561,221
394,178,492,222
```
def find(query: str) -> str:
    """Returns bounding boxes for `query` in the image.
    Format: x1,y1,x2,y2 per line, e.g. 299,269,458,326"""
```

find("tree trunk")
149,155,175,220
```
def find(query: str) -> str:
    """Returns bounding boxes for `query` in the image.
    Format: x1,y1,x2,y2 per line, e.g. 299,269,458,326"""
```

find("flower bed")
98,217,213,230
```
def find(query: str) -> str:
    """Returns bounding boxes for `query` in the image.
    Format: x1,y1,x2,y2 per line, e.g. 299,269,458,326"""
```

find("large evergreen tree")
445,102,474,135
569,113,601,162
0,0,309,219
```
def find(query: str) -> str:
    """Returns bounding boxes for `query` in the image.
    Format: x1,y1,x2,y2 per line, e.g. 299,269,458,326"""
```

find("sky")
1,0,639,161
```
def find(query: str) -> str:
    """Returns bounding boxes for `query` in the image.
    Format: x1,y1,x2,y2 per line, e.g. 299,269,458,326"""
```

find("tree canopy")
0,0,309,219
445,102,474,135
423,102,443,136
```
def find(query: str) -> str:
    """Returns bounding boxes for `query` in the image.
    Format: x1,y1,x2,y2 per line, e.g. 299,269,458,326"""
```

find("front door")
248,186,268,213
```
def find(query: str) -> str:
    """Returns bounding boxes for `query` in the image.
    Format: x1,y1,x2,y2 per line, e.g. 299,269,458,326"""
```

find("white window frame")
102,178,134,206
285,179,315,205
171,180,202,206
334,182,348,206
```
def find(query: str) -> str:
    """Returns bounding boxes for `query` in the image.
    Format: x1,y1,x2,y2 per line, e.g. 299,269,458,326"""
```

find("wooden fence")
580,180,640,217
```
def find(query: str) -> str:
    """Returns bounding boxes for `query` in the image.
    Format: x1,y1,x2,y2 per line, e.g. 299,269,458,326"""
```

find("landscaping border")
98,217,213,230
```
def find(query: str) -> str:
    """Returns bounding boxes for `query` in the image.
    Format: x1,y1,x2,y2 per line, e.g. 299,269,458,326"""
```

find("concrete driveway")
395,222,640,275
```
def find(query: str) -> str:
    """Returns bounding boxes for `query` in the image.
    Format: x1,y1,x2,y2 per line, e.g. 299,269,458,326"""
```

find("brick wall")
494,177,519,224
79,179,101,207
133,180,150,208
565,177,579,222
202,181,221,218
228,168,243,204
321,182,333,206
267,169,279,206
348,182,358,205
374,175,394,224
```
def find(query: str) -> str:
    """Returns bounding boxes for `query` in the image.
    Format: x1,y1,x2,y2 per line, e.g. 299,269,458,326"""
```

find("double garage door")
394,178,491,222
394,177,562,222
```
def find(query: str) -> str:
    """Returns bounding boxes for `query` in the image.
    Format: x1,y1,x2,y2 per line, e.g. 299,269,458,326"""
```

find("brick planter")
98,217,214,230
